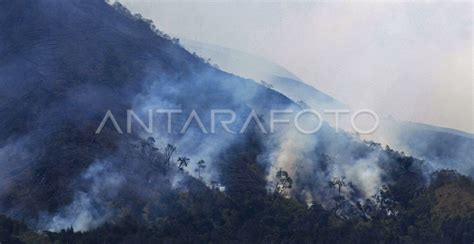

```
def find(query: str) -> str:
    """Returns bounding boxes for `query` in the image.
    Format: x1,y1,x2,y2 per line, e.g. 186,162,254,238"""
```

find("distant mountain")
181,39,474,176
181,39,346,111
180,39,300,82
0,1,472,242
374,119,473,176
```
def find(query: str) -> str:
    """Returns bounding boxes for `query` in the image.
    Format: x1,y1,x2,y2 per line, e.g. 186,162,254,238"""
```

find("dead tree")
329,176,348,214
164,144,176,169
177,156,190,171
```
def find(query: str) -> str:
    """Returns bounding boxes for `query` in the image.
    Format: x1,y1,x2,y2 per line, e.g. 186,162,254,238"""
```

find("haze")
119,0,473,134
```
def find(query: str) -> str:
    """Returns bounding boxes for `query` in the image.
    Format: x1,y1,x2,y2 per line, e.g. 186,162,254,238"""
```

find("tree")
329,176,347,196
141,137,157,156
140,137,161,176
373,185,398,217
210,180,220,190
356,198,376,220
196,160,206,179
329,176,348,214
177,157,190,171
275,168,293,194
164,144,176,168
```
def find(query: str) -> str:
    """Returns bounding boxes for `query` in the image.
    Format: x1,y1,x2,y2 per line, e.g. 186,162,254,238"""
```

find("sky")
119,0,473,134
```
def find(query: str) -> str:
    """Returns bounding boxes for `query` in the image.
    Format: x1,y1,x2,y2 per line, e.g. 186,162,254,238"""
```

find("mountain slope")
0,0,293,224
181,39,346,110
181,39,474,176
0,1,472,242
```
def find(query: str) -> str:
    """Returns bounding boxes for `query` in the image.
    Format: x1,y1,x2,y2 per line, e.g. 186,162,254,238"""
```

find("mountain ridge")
0,1,472,243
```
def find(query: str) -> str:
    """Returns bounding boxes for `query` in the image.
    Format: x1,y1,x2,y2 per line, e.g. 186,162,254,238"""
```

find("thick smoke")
363,119,474,176
192,48,473,209
38,161,124,232
0,0,468,233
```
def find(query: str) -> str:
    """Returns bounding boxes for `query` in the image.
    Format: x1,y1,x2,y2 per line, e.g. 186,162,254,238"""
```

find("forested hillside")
0,1,472,243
